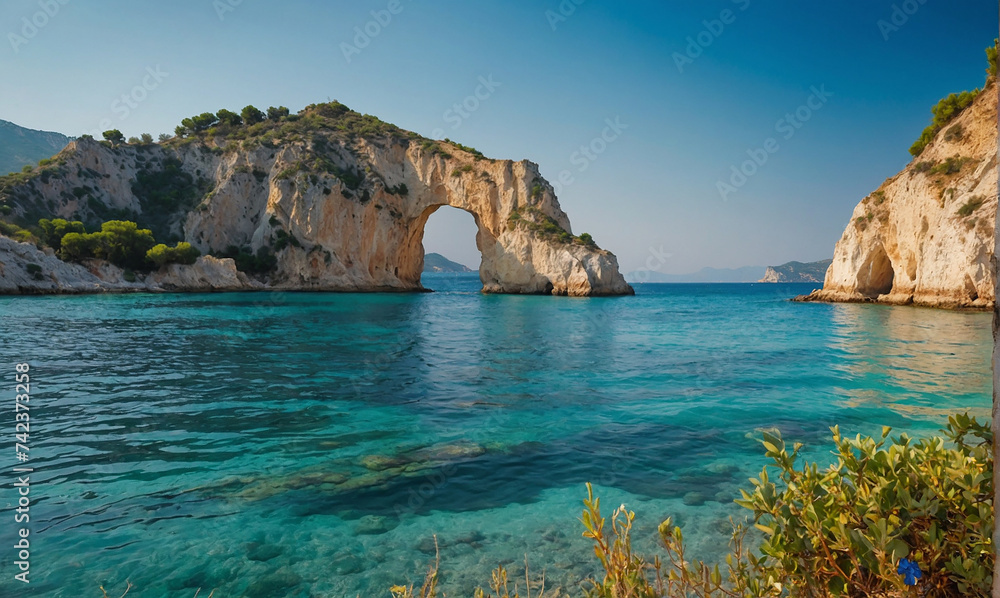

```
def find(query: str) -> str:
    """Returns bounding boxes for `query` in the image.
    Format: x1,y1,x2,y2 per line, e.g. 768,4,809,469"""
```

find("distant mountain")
0,120,71,175
423,253,473,273
759,259,832,283
626,265,766,283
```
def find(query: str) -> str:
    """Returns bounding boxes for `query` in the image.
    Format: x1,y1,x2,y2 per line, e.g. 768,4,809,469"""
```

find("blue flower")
897,558,922,586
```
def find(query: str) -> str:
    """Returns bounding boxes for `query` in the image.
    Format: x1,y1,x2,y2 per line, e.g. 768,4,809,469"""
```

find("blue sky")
1,0,996,274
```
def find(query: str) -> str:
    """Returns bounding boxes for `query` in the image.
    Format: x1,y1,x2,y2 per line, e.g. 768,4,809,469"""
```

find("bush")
216,109,243,127
396,414,993,598
38,218,86,248
131,158,204,240
241,105,266,126
928,156,969,176
217,245,277,274
267,106,290,121
61,221,156,270
146,242,200,267
988,38,998,78
957,195,986,217
0,220,38,244
102,129,125,146
60,231,100,261
181,112,219,133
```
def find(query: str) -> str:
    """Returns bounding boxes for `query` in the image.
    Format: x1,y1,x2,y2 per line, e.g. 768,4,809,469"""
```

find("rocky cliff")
760,259,832,283
798,80,998,309
0,103,632,296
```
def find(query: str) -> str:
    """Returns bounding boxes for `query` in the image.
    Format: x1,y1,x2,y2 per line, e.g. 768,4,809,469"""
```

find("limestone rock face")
800,81,998,309
0,235,252,294
0,112,632,297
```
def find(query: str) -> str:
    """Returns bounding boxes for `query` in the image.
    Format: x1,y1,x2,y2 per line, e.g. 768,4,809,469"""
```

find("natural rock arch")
0,135,633,297
261,139,636,297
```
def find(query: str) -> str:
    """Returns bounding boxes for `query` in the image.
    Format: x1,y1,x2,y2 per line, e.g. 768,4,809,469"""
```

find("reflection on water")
829,303,991,419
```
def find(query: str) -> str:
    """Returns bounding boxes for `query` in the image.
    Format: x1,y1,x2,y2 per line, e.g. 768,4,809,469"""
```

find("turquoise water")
0,275,992,597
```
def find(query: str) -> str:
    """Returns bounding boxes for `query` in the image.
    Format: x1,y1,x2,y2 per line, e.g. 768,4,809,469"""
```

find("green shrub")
957,195,986,217
267,106,290,121
38,218,86,248
928,156,970,176
216,108,242,127
508,207,601,249
910,90,979,156
217,245,277,274
146,242,200,267
0,221,38,244
241,105,266,125
988,38,998,78
61,221,156,270
102,129,125,146
131,158,205,241
59,231,100,261
943,124,965,143
24,263,43,280
443,138,487,160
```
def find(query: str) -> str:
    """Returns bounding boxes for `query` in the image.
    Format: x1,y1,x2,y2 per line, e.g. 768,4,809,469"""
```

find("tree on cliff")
267,106,290,121
216,109,242,127
102,129,125,146
241,105,266,125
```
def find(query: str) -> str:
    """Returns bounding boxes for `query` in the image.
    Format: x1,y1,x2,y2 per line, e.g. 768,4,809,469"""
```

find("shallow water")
0,275,991,597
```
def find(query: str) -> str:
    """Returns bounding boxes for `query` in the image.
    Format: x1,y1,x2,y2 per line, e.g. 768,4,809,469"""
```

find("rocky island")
759,259,832,283
0,103,632,297
798,51,997,309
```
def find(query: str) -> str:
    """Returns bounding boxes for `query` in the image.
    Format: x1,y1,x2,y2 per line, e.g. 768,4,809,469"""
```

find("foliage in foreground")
396,414,993,597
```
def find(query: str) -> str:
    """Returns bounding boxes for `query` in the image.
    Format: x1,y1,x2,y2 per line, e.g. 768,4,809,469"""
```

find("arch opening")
402,204,487,290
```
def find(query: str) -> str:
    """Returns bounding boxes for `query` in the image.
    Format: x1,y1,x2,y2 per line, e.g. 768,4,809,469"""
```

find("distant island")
0,119,70,176
423,253,473,273
759,259,832,283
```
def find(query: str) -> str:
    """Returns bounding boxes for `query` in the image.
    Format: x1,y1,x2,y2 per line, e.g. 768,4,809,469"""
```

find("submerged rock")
355,515,399,535
682,492,707,507
246,541,284,562
244,569,303,598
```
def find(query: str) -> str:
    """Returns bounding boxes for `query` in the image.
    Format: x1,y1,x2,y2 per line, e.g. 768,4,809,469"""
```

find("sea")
0,273,992,597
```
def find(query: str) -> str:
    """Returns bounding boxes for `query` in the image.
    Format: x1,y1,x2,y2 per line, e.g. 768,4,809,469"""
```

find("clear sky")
1,0,996,274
